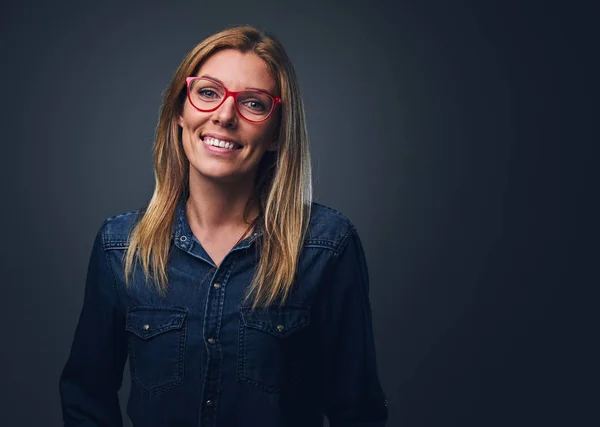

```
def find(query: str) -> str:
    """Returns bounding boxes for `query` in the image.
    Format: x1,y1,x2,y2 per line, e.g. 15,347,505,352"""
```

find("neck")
186,169,259,231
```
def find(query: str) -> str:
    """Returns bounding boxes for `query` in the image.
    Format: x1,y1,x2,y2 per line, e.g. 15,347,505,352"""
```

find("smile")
202,137,242,150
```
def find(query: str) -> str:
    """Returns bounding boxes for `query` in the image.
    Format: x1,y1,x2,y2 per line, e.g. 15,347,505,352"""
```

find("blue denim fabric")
59,190,388,427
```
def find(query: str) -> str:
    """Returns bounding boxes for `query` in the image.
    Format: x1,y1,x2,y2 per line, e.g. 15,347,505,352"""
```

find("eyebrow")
200,74,272,93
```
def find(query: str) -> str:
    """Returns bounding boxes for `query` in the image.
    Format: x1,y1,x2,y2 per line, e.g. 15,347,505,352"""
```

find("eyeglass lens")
189,79,274,121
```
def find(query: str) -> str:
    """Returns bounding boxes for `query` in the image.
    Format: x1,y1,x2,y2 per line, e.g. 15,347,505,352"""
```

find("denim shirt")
59,191,388,427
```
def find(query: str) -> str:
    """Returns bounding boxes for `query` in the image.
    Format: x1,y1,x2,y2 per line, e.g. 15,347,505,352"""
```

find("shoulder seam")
303,239,340,253
101,210,141,249
304,224,356,255
312,202,353,227
105,210,139,223
334,225,357,259
304,202,356,253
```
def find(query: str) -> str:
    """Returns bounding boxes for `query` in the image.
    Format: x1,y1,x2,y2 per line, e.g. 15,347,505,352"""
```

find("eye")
198,89,219,99
243,100,266,112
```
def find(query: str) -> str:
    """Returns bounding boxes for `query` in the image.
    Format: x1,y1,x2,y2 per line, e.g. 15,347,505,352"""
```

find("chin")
192,164,242,182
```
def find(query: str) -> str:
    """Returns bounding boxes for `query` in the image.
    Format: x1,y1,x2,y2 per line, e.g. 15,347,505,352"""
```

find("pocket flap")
241,305,310,338
125,306,187,339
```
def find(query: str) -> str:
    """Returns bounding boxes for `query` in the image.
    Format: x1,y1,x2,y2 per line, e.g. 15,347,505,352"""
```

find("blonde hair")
123,25,312,310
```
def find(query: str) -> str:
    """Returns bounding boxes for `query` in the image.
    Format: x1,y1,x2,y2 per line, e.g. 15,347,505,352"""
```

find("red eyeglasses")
185,76,282,123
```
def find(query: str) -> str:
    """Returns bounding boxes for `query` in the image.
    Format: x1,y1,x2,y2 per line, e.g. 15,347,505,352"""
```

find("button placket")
200,261,236,426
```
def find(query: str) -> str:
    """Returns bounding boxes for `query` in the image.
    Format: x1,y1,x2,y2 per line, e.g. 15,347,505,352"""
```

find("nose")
211,95,238,128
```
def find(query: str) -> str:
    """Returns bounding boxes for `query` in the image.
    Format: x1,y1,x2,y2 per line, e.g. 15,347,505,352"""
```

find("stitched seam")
213,261,236,406
332,225,356,262
104,210,139,223
237,313,245,387
103,209,145,248
125,309,187,337
312,202,353,226
177,317,187,394
104,241,129,248
303,241,340,253
128,306,187,313
125,322,184,338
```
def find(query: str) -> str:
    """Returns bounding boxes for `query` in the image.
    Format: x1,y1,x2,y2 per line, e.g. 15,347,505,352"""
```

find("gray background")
0,0,587,426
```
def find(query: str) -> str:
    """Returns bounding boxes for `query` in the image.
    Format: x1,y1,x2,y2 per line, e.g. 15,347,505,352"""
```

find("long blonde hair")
123,25,312,310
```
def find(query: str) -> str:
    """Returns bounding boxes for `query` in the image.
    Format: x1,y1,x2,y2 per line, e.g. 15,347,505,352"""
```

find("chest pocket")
125,306,187,396
238,304,311,393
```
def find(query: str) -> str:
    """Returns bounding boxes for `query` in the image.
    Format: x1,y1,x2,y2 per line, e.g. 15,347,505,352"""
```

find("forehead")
196,49,278,95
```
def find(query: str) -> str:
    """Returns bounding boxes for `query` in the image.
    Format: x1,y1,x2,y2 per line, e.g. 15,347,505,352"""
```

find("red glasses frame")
185,76,282,123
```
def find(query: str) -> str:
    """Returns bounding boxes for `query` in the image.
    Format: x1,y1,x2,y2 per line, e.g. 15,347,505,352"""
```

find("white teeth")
203,137,238,150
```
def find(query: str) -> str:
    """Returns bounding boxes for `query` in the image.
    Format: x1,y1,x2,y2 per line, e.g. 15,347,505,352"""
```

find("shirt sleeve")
318,227,388,427
59,222,128,427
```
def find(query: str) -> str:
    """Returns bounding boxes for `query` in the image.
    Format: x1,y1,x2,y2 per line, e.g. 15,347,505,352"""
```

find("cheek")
181,135,194,161
180,105,209,131
251,122,278,147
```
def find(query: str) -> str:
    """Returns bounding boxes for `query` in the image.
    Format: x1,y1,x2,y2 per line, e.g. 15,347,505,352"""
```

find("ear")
177,115,183,127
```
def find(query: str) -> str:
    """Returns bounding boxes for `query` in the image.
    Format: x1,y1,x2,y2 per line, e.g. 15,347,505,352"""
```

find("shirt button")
213,282,221,289
208,337,216,344
206,399,213,407
179,236,187,242
143,324,150,330
276,324,285,332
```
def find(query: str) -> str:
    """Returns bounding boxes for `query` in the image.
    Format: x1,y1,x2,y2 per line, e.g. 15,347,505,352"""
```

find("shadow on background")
0,0,589,426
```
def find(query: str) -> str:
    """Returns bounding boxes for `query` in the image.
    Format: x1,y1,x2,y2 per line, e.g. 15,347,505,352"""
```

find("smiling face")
178,49,280,185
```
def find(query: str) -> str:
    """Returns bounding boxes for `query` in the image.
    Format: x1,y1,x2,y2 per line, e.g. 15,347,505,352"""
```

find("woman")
59,25,388,427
